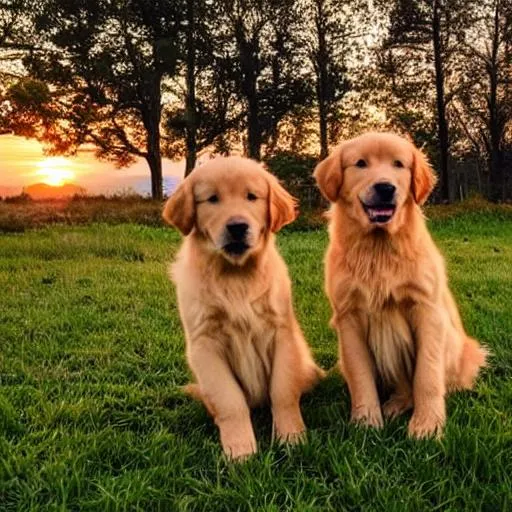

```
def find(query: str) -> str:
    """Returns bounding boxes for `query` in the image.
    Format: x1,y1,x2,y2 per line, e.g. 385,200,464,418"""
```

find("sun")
35,157,76,186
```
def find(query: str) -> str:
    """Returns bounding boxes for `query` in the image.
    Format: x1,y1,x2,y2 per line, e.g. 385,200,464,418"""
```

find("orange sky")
0,135,185,195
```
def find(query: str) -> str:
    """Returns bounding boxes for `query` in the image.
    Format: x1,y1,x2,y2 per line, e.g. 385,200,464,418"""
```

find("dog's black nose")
373,182,396,202
226,221,249,240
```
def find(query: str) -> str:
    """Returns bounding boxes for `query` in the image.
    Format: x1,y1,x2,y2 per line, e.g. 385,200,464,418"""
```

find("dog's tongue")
368,207,394,219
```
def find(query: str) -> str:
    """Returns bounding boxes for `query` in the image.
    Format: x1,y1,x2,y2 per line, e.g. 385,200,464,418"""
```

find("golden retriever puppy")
163,156,323,459
314,132,487,438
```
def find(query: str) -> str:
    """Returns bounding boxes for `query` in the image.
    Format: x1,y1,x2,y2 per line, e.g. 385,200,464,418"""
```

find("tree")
455,0,512,201
165,0,312,165
215,0,311,160
7,0,183,200
0,0,36,55
164,12,243,174
164,54,243,173
226,0,266,160
165,0,243,176
183,0,200,174
258,2,313,155
0,0,41,134
379,0,471,201
299,0,355,159
432,0,450,201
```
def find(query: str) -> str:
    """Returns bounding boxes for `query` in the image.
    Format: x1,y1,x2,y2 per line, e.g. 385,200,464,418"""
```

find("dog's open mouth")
223,241,250,256
361,202,396,224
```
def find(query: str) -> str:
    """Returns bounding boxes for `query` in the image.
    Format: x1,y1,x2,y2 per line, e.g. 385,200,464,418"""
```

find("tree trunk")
318,94,328,160
315,0,329,160
147,148,163,200
488,1,504,202
143,79,163,200
236,20,261,160
266,51,280,155
489,150,504,202
432,0,450,202
246,70,260,159
489,70,503,201
184,0,197,176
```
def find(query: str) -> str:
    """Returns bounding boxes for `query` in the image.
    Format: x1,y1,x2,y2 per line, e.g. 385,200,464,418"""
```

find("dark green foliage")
265,151,322,208
265,151,317,185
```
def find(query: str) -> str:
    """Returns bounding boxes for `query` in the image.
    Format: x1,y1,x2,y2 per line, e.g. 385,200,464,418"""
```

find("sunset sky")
0,134,185,196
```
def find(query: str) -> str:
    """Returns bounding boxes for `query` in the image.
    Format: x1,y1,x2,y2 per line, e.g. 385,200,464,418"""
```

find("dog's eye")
394,160,404,168
247,192,257,201
355,159,367,168
207,194,219,204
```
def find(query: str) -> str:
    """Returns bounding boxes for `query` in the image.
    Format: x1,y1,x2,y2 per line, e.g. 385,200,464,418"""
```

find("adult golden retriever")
163,156,323,459
314,132,487,438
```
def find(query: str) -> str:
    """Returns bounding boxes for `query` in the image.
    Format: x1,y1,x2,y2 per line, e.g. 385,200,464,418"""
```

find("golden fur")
163,156,323,459
314,132,487,438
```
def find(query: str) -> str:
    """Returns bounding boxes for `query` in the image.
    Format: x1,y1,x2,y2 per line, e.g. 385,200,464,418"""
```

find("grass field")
1,212,511,511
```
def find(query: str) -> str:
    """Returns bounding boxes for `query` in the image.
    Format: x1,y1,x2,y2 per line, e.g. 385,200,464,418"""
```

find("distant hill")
23,183,87,199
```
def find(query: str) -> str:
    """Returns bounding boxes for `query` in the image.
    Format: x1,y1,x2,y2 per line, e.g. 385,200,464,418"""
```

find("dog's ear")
411,146,437,205
313,146,343,202
162,178,195,235
267,174,298,232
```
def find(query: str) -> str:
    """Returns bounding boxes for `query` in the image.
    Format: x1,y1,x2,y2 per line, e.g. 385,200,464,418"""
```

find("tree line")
0,0,511,201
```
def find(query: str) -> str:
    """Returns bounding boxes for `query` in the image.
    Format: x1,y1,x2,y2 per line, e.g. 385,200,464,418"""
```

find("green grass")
1,215,511,511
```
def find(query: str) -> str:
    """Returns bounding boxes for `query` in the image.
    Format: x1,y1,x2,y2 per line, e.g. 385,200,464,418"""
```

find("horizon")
0,134,185,197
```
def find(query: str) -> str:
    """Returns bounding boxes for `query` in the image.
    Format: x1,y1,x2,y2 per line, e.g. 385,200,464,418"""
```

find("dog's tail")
455,337,488,390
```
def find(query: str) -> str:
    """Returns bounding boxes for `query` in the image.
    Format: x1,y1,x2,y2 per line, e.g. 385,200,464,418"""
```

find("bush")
265,151,323,209
265,151,317,184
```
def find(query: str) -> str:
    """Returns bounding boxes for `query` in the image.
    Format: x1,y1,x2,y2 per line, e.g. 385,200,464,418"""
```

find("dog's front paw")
222,438,257,461
383,393,413,419
351,403,384,428
408,408,445,439
218,419,257,461
272,405,306,445
275,426,306,445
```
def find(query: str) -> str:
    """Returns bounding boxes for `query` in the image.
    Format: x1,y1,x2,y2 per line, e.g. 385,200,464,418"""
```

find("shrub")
265,151,323,209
